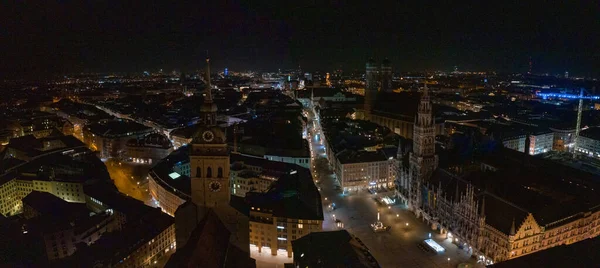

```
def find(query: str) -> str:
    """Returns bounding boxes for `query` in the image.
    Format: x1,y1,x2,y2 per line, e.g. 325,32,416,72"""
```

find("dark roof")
482,193,528,235
580,127,600,140
68,208,173,267
291,230,380,268
5,134,86,159
22,191,88,219
336,149,388,164
246,167,323,220
126,133,172,148
488,236,600,268
83,182,159,218
85,119,152,138
148,145,192,198
231,153,298,174
455,149,600,231
167,209,227,267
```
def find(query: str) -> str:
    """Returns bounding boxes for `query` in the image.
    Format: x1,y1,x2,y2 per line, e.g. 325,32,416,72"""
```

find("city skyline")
2,1,599,78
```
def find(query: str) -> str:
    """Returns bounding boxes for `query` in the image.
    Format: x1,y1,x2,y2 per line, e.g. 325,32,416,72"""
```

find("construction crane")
537,89,600,158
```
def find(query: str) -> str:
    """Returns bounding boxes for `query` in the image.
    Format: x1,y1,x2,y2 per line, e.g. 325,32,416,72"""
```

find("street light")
447,258,450,267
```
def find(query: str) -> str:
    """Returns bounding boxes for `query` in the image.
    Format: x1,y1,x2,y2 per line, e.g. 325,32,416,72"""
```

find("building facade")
575,127,600,158
334,150,393,192
407,83,439,212
527,131,553,155
83,120,153,159
502,134,526,153
125,133,173,165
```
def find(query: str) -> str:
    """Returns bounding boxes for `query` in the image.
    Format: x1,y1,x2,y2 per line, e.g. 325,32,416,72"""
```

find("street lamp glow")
406,223,409,226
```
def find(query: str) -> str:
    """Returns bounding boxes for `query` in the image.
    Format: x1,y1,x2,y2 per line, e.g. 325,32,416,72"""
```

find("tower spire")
200,52,218,126
205,51,212,103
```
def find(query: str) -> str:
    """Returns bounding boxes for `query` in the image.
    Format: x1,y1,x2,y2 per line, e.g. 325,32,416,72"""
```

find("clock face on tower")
209,181,222,192
202,130,214,142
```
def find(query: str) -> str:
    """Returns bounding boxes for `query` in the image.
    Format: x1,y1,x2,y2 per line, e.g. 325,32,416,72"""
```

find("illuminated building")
394,82,600,265
334,150,395,192
0,134,111,216
498,133,526,153
549,125,576,152
76,184,176,267
527,130,553,155
125,133,173,165
407,82,438,212
82,119,153,159
246,167,323,257
575,127,600,158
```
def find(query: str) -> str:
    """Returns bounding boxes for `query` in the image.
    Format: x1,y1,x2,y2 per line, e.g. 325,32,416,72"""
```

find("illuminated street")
306,108,483,268
105,159,152,205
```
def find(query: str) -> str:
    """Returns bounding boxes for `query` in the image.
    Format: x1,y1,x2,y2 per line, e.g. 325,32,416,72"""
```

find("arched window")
217,167,223,178
206,167,212,178
196,167,201,177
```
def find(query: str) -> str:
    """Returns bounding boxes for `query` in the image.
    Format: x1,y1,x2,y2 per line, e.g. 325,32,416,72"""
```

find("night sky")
2,1,599,77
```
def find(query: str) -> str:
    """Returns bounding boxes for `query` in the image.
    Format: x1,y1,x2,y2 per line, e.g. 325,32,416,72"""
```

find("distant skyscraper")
528,56,533,74
565,71,569,79
224,68,229,76
364,58,379,118
380,58,393,92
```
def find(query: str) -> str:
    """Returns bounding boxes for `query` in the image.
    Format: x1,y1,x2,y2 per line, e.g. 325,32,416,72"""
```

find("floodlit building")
395,83,600,265
82,119,153,159
527,129,553,155
0,134,111,216
246,167,323,257
576,127,600,158
125,133,173,164
335,149,393,192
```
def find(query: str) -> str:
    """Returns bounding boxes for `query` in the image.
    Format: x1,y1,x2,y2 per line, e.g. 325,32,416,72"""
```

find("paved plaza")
307,109,485,268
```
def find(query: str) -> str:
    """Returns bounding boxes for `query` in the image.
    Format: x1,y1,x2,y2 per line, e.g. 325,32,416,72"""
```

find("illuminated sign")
168,172,181,179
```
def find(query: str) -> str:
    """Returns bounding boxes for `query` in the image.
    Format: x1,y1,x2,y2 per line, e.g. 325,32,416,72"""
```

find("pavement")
306,108,484,268
105,159,151,205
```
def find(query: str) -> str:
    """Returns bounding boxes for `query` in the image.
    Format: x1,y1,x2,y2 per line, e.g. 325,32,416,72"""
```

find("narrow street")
105,159,152,205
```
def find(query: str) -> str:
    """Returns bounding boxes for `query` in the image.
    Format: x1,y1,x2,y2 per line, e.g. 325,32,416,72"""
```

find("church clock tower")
190,55,230,209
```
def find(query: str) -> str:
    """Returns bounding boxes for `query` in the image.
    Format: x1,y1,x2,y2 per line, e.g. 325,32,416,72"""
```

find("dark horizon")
2,1,599,78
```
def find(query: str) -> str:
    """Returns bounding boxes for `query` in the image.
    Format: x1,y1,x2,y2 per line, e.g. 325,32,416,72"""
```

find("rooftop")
246,167,323,220
126,133,172,148
336,149,388,164
291,230,380,268
488,236,600,268
84,119,152,138
22,191,89,219
580,127,600,140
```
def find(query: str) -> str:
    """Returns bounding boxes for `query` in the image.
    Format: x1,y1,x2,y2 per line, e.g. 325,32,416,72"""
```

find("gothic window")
207,167,212,178
217,167,223,178
196,167,201,177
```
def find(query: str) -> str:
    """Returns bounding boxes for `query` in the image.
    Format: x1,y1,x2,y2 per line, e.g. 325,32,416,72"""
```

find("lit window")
297,224,303,229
